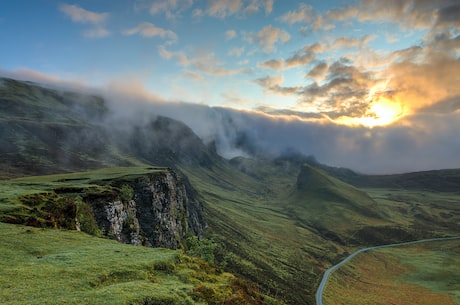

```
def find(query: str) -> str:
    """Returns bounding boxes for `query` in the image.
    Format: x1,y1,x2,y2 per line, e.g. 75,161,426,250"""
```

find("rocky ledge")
88,169,206,249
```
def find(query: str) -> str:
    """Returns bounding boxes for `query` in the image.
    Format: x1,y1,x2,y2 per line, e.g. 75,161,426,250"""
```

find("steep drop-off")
4,167,205,250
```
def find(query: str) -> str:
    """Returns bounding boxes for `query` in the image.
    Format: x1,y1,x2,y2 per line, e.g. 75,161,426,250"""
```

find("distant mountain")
319,163,460,193
0,77,219,178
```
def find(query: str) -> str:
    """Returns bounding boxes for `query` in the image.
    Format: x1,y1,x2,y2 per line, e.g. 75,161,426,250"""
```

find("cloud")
257,50,315,70
436,1,460,27
192,8,204,17
306,62,328,81
255,75,302,96
3,67,459,174
279,3,314,24
182,70,205,81
84,27,110,38
59,4,110,38
158,46,190,66
325,0,453,30
159,46,252,76
206,0,243,18
264,0,274,14
149,0,193,19
0,68,88,92
257,59,284,70
247,25,291,52
205,0,273,18
123,22,178,41
221,92,254,106
60,4,109,24
228,46,245,57
225,30,237,40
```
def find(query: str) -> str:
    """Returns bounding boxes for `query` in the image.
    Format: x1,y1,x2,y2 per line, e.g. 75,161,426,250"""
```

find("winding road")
315,236,460,305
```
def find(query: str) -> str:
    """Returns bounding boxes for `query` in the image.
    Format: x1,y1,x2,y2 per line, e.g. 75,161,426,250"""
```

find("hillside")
1,77,459,305
0,77,219,178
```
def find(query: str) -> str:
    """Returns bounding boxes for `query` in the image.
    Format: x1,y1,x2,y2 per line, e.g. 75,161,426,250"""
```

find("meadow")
323,239,460,305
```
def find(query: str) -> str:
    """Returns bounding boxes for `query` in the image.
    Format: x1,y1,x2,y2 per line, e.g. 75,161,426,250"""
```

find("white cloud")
207,0,243,18
192,8,204,17
228,46,245,57
279,3,314,24
159,46,252,76
123,22,177,41
226,30,237,40
149,0,193,19
84,27,110,38
158,46,190,66
183,70,205,81
248,25,291,53
59,4,109,24
264,0,274,15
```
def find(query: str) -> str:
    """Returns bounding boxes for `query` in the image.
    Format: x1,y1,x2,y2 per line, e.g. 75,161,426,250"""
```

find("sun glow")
332,97,406,128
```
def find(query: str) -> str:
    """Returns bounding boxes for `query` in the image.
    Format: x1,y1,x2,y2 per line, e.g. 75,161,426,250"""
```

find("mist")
98,81,460,174
2,70,459,174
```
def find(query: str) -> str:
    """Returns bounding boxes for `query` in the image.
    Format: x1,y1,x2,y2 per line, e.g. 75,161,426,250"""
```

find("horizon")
1,0,459,173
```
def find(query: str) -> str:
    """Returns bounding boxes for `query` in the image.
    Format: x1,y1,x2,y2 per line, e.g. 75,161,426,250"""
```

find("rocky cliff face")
89,169,205,249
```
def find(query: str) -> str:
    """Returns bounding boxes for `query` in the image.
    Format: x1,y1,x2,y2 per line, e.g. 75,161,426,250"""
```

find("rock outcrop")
89,169,205,249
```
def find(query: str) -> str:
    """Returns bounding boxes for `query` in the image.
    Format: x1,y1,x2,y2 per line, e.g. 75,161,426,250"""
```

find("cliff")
7,167,206,250
89,170,205,249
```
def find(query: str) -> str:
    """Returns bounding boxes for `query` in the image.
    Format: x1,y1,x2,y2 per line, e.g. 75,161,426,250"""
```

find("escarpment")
10,168,206,250
89,170,206,249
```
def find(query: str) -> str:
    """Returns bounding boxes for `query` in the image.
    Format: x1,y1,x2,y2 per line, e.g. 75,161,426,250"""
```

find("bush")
119,184,134,203
185,235,217,265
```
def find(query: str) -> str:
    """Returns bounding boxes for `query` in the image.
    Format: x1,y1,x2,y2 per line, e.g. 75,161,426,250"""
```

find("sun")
367,98,404,126
331,97,405,128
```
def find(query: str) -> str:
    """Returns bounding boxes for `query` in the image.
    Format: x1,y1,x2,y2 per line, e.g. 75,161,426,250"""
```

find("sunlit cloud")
258,50,315,71
225,30,237,40
123,22,178,41
182,70,205,81
228,46,245,57
255,75,302,96
279,3,314,25
59,3,110,38
149,0,193,19
247,25,291,53
83,27,110,38
59,4,109,24
206,0,243,18
159,45,252,76
306,62,328,81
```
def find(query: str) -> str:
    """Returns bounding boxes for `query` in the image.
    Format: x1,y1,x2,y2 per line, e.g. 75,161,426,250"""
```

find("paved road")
315,236,460,305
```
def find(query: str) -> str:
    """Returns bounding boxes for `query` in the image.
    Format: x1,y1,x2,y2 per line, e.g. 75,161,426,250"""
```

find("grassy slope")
0,167,279,305
0,222,248,305
324,239,460,305
0,166,165,222
181,158,460,305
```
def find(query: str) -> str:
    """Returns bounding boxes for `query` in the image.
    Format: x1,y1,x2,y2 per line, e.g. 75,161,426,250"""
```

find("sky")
1,0,460,173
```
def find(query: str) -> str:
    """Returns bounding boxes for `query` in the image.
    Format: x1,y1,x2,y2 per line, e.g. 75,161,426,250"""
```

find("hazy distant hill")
0,77,219,178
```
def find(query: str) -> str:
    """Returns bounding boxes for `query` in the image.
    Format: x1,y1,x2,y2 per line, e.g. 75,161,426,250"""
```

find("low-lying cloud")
2,65,459,174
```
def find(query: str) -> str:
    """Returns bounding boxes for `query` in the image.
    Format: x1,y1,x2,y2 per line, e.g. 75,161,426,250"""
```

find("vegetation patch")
324,240,460,305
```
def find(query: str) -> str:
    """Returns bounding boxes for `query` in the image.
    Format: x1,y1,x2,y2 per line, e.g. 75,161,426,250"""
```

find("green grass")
0,166,164,203
0,222,190,304
180,161,351,304
389,240,460,302
324,240,460,305
0,222,267,305
180,158,460,304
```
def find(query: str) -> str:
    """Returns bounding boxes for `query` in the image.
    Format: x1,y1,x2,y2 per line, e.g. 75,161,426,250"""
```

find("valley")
0,77,459,305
